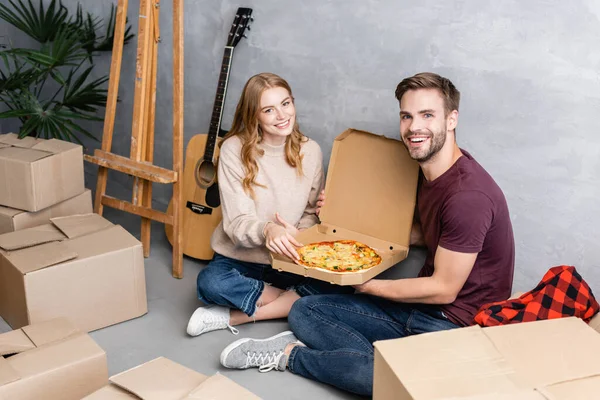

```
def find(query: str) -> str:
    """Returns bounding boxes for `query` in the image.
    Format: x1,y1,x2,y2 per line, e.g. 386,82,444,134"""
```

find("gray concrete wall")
2,0,599,294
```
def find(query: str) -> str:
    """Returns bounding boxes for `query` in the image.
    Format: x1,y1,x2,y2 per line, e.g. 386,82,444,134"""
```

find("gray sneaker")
220,331,300,372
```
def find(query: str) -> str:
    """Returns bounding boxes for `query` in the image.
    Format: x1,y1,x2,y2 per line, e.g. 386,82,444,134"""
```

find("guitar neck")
205,46,234,162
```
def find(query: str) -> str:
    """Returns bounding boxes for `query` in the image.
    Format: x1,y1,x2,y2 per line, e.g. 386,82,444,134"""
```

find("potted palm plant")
0,0,133,144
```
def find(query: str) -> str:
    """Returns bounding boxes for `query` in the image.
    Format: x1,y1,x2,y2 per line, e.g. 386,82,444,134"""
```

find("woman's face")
257,86,295,146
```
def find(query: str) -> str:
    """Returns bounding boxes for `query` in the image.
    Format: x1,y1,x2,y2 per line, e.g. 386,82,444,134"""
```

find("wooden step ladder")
85,0,185,278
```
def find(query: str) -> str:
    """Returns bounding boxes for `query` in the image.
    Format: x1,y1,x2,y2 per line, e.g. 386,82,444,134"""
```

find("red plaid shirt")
474,265,599,326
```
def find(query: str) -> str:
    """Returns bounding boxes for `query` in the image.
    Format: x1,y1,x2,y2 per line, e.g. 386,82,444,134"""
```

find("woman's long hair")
221,72,306,198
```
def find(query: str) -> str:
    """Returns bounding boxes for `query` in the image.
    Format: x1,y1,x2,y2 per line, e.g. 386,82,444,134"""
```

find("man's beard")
404,129,446,163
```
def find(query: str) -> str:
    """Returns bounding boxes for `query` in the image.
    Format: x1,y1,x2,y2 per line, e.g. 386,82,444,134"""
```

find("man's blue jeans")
287,294,459,397
196,253,354,316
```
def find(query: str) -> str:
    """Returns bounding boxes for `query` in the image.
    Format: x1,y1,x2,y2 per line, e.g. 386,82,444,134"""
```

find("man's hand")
352,279,379,294
316,189,325,216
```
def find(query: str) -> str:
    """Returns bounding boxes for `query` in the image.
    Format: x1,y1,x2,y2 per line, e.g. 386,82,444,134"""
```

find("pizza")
297,240,382,272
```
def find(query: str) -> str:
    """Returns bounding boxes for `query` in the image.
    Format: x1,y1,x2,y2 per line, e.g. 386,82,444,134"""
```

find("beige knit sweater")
210,135,324,264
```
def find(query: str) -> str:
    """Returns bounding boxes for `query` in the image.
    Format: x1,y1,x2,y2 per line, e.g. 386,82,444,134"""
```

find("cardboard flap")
484,317,600,388
374,326,522,399
109,357,207,400
0,146,52,162
542,375,600,399
4,240,77,273
320,129,419,247
84,385,138,399
442,390,547,399
0,357,20,386
31,138,80,154
0,329,35,356
0,223,66,250
21,317,79,348
184,373,260,399
0,205,22,218
51,213,114,239
0,133,41,148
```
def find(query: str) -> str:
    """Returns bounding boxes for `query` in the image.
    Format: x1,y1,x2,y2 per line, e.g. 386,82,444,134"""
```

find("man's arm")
354,245,477,304
356,190,493,304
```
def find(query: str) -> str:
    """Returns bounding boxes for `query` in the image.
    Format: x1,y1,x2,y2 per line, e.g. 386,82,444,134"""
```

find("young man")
217,72,515,396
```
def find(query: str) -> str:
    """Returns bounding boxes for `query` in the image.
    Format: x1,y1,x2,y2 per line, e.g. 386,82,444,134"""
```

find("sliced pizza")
297,240,382,272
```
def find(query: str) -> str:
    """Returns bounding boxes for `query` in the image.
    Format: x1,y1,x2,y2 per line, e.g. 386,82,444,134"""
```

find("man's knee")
289,295,324,334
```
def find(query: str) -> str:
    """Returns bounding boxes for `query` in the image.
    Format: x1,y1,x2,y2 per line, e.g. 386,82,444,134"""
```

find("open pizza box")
271,128,419,285
0,133,84,212
372,317,600,400
83,356,260,399
0,317,108,399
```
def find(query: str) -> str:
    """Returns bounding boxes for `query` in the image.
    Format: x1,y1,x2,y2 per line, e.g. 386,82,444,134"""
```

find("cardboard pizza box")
0,317,108,400
373,317,600,400
271,128,419,285
83,357,260,399
0,189,92,234
0,133,85,211
0,213,147,332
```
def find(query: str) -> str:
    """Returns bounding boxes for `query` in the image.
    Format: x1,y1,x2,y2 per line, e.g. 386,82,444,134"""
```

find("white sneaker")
220,331,300,372
186,306,239,337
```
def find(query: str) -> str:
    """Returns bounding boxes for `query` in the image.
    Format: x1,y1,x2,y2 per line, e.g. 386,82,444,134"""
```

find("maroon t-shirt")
417,150,515,326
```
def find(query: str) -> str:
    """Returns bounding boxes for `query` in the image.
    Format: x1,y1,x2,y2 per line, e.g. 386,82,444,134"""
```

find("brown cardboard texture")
0,317,108,399
271,128,419,285
0,213,147,332
83,357,260,399
0,189,92,234
373,317,600,400
0,133,85,211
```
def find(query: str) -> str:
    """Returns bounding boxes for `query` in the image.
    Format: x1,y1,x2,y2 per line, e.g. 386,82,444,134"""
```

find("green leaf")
92,4,135,53
62,67,108,113
0,0,69,43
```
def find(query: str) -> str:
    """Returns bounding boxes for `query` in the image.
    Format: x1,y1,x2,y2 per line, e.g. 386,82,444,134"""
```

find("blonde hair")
222,72,306,197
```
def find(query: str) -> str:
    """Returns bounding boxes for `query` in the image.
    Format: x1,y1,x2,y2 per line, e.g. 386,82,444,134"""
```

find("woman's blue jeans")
196,253,353,316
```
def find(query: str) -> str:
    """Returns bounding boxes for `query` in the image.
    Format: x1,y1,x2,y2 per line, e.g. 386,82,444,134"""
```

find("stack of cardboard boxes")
0,134,260,398
0,133,147,333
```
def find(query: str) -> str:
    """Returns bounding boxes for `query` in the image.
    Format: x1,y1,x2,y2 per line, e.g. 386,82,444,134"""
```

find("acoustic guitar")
165,7,253,259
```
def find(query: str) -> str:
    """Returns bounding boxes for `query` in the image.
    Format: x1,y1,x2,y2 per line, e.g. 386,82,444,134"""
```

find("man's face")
399,89,453,163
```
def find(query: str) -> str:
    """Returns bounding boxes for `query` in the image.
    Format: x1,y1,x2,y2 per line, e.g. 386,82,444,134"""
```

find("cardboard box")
0,317,108,399
373,317,600,400
0,213,147,332
0,189,92,234
0,133,85,211
83,356,260,399
272,128,419,285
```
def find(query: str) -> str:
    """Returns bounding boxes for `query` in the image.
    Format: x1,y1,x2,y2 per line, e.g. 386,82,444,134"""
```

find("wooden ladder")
85,0,185,278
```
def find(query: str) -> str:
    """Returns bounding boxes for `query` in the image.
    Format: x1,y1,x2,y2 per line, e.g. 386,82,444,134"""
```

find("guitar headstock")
227,7,253,47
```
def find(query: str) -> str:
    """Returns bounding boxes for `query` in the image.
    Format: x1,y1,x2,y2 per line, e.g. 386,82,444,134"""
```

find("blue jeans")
287,294,459,397
196,253,354,316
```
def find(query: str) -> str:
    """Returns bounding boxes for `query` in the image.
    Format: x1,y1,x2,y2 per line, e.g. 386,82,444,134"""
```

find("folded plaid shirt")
474,265,599,326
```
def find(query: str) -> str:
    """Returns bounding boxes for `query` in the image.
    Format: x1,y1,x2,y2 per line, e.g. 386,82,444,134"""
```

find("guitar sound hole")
195,160,216,189
333,229,336,233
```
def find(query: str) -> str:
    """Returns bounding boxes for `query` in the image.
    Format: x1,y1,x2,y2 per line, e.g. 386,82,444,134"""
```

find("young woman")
187,72,351,337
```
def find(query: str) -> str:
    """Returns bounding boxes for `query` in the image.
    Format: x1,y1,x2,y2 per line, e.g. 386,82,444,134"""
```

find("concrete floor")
0,207,426,399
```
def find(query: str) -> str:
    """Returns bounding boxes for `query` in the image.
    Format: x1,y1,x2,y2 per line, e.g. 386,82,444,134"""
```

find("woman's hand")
275,212,299,236
265,213,303,261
